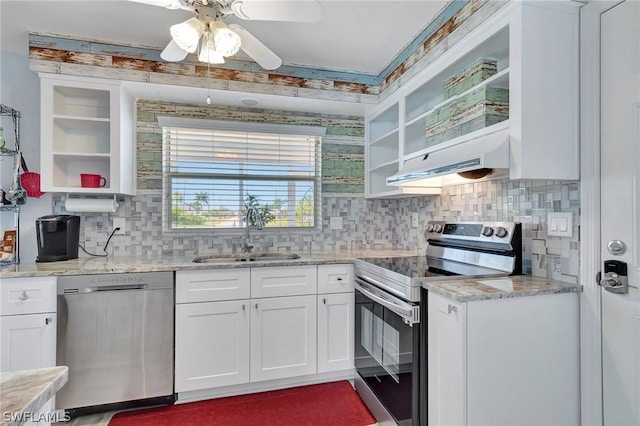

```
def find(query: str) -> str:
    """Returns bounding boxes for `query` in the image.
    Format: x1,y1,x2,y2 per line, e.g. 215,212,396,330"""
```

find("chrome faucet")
243,206,264,253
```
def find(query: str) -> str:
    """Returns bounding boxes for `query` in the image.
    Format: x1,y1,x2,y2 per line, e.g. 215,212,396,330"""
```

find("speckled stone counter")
0,366,68,426
0,249,419,279
424,275,582,302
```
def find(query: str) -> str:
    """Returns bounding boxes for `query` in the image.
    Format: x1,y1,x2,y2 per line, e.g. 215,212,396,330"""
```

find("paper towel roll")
64,198,119,213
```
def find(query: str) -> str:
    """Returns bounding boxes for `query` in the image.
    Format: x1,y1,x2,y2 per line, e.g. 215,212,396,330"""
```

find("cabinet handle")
255,303,258,309
337,277,343,281
18,291,29,301
45,318,52,325
323,298,326,304
447,304,457,314
242,304,246,311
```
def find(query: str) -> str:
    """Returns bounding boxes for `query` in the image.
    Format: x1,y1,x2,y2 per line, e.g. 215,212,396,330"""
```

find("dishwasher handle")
90,284,148,292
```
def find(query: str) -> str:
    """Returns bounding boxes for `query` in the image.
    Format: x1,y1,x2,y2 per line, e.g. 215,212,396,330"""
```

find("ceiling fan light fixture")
170,17,205,53
209,21,242,57
199,33,226,64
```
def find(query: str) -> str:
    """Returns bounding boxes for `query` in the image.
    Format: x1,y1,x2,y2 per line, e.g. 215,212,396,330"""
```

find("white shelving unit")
365,1,579,198
40,74,136,195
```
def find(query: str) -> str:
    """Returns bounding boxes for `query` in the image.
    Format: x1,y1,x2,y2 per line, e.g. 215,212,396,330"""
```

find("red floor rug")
108,381,376,426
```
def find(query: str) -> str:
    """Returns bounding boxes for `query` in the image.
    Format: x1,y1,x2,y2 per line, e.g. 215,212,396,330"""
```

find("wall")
54,97,580,284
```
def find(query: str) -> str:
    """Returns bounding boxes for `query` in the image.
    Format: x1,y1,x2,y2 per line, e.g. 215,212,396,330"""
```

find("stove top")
354,221,523,302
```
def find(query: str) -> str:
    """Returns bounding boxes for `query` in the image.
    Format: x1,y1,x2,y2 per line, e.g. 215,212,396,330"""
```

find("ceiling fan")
130,0,323,70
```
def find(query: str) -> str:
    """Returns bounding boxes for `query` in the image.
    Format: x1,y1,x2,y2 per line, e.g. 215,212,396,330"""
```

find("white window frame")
158,116,325,233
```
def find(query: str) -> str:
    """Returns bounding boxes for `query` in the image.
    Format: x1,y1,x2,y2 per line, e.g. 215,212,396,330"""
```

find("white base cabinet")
0,277,57,426
250,295,317,382
175,264,354,398
175,300,250,392
427,291,580,426
317,264,355,374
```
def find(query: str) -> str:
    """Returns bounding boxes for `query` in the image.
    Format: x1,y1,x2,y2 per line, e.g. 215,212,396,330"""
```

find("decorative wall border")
27,0,502,104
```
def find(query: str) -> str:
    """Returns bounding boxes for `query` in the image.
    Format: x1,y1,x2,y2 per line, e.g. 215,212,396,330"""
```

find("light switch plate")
547,212,573,237
411,213,419,228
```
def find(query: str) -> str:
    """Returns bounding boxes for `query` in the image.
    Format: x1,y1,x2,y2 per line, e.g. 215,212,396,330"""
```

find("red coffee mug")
80,174,107,188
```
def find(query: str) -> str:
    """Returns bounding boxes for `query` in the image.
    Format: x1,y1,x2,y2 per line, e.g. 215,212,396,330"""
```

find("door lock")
599,260,629,294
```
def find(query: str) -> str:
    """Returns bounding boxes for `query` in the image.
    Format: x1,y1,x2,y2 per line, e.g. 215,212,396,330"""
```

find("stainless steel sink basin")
192,253,300,263
191,254,240,263
237,253,301,262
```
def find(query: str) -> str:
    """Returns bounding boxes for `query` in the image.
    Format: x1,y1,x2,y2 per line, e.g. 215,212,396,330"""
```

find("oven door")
354,281,420,425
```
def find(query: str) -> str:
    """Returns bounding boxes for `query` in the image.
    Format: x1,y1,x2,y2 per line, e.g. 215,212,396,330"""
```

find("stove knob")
482,227,494,237
434,224,443,233
495,226,509,238
426,223,434,232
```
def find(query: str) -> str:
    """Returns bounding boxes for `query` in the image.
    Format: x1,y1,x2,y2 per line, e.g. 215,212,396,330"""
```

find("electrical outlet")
113,218,126,235
411,213,419,228
329,216,343,230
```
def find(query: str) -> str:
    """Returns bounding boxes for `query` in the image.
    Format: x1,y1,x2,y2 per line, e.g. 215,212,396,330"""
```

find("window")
159,117,324,231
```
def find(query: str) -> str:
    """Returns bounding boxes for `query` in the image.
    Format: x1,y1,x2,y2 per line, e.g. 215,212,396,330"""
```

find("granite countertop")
0,366,68,426
0,249,419,278
424,275,582,302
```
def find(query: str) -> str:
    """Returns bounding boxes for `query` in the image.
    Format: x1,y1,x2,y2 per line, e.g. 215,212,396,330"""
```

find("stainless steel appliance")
56,272,175,416
36,215,80,262
353,221,522,425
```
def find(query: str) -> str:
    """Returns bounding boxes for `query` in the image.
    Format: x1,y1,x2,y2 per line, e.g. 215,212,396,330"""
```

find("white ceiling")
1,0,449,114
1,0,449,74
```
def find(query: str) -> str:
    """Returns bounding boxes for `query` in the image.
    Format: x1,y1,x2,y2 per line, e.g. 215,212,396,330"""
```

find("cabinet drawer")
0,277,57,315
317,264,354,293
251,265,317,298
176,269,250,303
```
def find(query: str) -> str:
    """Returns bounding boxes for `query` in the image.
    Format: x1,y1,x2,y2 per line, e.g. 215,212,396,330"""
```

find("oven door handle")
355,278,419,325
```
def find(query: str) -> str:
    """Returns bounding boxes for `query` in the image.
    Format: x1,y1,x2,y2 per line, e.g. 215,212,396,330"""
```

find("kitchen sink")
191,254,240,263
192,253,301,263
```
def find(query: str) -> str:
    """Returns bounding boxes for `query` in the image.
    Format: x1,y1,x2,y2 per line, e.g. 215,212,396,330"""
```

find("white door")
174,300,250,392
317,292,354,373
0,313,56,371
250,295,317,382
600,1,640,424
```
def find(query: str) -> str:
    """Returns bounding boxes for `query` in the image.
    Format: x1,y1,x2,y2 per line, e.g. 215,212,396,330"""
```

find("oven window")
355,290,418,423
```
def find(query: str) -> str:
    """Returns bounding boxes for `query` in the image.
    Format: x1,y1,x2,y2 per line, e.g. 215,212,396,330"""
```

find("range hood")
387,128,510,187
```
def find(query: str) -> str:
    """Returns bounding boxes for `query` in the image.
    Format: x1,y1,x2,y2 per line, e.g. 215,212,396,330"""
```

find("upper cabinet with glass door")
39,73,136,195
365,1,579,198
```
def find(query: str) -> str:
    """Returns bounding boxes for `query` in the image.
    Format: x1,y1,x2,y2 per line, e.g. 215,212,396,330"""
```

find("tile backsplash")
54,177,579,283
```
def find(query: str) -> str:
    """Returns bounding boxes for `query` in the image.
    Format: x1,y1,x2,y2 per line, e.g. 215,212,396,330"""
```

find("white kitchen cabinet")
250,294,317,382
39,73,135,195
365,1,579,198
317,264,354,374
175,300,250,392
0,277,57,426
427,290,580,426
175,265,319,392
317,292,354,374
251,265,317,298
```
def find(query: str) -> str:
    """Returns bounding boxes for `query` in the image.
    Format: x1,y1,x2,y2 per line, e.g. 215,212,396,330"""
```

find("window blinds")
163,126,320,230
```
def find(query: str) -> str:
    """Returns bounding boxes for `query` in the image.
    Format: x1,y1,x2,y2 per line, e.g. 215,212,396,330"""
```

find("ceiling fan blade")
160,40,189,62
128,0,188,10
230,0,323,23
229,24,282,70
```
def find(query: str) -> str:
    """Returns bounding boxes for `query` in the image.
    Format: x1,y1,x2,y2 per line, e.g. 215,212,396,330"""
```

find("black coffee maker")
36,215,80,262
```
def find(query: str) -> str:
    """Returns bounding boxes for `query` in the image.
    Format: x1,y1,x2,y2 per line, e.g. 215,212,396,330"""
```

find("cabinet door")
0,313,56,372
251,265,317,298
317,264,354,293
250,295,317,382
317,292,354,373
176,269,250,303
175,300,250,392
427,292,466,426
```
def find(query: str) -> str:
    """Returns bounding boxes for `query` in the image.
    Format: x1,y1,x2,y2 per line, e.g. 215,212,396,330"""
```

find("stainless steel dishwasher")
56,272,175,416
